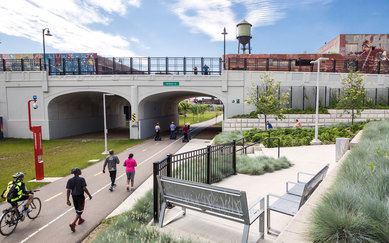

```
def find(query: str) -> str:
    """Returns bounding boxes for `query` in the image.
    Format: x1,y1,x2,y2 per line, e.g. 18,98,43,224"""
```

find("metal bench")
266,164,329,235
157,175,265,243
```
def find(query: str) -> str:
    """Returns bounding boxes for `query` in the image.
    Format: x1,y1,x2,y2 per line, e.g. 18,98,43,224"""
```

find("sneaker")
109,186,113,191
126,186,130,192
78,218,85,225
130,187,135,191
69,222,75,232
21,208,32,214
113,184,117,188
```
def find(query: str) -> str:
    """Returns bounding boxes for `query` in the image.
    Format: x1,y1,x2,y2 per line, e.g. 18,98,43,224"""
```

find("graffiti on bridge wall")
0,53,97,74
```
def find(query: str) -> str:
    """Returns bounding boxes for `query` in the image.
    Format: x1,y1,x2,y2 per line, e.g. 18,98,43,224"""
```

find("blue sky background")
0,0,388,57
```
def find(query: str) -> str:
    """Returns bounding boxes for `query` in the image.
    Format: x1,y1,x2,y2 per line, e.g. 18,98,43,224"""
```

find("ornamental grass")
309,120,389,243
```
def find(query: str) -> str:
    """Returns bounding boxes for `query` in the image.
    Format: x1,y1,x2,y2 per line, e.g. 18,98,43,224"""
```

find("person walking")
103,149,120,191
193,66,198,75
123,153,137,191
66,168,92,232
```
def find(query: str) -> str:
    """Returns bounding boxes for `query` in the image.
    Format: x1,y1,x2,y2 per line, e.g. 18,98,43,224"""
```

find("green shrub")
213,130,244,144
309,120,389,242
236,154,292,175
215,122,366,148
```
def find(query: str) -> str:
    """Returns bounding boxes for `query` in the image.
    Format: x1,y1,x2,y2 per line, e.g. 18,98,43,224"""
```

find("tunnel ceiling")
49,92,128,105
142,91,219,104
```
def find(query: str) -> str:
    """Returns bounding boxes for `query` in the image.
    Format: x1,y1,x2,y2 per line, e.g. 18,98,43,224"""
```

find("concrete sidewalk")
108,139,338,242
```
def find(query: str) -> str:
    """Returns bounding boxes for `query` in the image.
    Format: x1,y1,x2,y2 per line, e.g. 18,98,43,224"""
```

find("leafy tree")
198,104,208,118
245,73,289,130
338,69,369,124
178,101,192,124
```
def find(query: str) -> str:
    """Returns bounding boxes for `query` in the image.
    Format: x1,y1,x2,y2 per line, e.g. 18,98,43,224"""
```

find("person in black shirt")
66,168,92,232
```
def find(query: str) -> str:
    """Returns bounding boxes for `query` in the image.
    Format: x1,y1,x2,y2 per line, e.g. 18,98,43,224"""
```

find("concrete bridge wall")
0,70,388,139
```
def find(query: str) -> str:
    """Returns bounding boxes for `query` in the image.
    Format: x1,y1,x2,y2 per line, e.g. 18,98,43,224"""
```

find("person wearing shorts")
66,168,92,232
123,153,137,191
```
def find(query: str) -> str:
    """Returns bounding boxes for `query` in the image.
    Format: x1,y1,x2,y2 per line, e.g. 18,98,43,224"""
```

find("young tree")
198,104,208,118
245,73,289,130
178,101,191,124
338,69,369,124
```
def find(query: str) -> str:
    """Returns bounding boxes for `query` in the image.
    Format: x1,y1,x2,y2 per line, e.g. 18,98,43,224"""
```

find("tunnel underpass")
47,92,131,139
138,90,225,139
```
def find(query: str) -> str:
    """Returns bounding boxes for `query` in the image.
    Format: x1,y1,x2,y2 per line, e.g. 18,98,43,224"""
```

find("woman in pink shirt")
123,153,137,191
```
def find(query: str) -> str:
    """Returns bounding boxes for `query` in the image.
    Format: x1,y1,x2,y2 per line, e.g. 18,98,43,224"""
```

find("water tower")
236,20,252,54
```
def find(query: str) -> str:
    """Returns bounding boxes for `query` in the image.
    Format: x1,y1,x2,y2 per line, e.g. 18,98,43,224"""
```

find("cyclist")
169,122,176,139
155,123,161,140
6,172,33,214
183,124,189,142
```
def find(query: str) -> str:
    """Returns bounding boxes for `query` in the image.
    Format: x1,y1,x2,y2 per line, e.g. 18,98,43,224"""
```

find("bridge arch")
46,90,131,139
137,88,227,138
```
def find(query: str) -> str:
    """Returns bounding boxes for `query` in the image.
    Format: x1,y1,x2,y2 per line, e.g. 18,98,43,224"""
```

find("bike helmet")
71,168,81,175
12,172,25,179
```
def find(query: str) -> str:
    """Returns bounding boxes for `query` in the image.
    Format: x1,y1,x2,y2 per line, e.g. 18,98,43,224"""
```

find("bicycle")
0,190,41,236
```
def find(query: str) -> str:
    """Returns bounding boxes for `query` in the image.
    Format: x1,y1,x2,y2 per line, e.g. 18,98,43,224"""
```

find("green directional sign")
163,82,179,86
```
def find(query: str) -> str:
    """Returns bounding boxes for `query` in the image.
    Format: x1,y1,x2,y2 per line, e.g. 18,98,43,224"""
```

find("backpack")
1,181,18,200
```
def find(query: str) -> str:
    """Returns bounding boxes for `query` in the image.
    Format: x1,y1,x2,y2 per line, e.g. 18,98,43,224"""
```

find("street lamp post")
102,93,115,154
221,27,228,70
195,98,199,123
310,57,329,145
42,28,52,70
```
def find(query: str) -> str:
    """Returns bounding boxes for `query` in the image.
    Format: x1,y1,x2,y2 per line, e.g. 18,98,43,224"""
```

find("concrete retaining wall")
223,109,389,131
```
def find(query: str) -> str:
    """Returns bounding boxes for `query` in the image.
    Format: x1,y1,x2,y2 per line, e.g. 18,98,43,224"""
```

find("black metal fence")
226,57,389,74
2,56,389,75
153,142,236,222
0,57,222,75
152,131,282,222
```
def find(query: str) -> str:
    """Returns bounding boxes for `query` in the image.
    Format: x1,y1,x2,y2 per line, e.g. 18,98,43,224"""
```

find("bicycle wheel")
0,210,18,236
27,197,41,219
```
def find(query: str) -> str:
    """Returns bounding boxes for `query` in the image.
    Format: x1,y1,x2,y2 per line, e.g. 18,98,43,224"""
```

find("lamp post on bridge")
42,28,52,70
310,57,329,145
221,27,228,70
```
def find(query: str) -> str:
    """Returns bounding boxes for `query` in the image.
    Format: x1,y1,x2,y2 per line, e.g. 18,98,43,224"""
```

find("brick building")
318,34,389,56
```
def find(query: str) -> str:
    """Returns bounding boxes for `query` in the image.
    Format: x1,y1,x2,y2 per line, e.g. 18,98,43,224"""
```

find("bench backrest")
299,164,329,208
157,175,249,224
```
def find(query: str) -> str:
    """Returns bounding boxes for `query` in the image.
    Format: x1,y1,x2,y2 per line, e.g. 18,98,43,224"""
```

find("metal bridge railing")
0,57,223,76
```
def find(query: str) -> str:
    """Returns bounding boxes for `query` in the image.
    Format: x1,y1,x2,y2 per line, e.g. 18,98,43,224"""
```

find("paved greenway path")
0,117,221,243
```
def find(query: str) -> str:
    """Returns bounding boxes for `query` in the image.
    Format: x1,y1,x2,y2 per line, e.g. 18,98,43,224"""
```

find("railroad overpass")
1,69,388,140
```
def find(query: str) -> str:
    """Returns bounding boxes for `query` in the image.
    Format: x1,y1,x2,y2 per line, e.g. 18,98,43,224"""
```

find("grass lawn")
0,138,143,195
179,111,222,127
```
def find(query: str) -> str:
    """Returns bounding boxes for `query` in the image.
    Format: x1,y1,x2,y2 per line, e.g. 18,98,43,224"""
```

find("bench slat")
287,182,305,196
157,175,265,243
267,164,329,235
268,193,301,216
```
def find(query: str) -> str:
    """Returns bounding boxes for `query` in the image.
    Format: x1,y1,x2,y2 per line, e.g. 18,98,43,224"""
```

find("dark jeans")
170,130,175,138
109,170,117,186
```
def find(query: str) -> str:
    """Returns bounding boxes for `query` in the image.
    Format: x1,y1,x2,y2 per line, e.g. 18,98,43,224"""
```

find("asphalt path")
0,117,220,243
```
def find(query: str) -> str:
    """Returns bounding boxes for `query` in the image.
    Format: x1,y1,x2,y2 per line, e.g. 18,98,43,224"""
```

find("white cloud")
87,0,141,15
171,0,331,41
0,0,142,56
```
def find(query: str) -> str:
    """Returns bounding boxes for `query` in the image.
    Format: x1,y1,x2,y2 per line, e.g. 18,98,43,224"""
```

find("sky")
0,0,388,57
